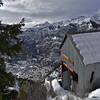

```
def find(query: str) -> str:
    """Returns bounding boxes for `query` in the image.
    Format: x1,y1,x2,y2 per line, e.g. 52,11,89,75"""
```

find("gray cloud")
0,0,100,24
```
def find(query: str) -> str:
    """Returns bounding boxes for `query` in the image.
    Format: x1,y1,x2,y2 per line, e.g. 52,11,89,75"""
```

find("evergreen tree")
0,1,25,99
0,18,25,99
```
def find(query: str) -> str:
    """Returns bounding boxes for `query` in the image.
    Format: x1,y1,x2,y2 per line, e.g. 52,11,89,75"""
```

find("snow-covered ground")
88,89,100,98
44,79,81,100
45,79,100,100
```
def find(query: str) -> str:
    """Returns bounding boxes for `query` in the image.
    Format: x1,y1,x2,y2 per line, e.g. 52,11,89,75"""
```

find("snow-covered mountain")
6,15,100,80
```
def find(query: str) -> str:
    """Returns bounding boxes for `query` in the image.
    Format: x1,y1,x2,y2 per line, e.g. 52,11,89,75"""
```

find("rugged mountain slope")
6,15,100,80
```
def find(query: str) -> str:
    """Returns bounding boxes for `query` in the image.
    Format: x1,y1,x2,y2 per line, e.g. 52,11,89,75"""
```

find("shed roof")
72,32,100,65
60,30,100,49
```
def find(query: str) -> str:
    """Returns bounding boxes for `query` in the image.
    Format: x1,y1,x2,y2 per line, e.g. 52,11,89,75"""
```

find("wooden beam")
61,53,74,65
62,61,78,81
63,62,74,72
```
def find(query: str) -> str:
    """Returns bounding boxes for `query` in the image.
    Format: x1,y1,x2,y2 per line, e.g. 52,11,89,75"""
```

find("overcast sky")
0,0,100,25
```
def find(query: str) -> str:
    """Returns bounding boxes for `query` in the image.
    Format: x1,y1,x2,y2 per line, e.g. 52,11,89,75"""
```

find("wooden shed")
60,30,100,97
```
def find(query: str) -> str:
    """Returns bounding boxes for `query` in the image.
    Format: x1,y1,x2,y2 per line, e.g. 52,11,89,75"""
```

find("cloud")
0,0,100,24
96,9,100,14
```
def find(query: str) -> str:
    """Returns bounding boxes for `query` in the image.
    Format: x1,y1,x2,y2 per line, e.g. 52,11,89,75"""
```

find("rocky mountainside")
6,15,100,81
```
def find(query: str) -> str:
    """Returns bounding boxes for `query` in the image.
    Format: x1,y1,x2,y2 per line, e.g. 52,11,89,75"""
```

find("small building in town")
60,30,100,97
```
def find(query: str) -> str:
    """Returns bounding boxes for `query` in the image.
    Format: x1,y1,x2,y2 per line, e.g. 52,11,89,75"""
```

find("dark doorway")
90,72,94,83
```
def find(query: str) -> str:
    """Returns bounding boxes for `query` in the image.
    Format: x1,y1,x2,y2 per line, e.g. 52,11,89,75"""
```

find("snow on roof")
72,32,100,65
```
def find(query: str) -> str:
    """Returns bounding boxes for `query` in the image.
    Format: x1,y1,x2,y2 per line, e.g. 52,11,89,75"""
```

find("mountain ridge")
6,15,100,81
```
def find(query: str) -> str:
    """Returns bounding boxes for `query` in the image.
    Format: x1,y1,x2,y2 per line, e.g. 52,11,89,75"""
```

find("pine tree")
0,18,25,99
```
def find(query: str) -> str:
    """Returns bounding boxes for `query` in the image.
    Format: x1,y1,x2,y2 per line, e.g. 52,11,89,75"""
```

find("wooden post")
63,62,74,73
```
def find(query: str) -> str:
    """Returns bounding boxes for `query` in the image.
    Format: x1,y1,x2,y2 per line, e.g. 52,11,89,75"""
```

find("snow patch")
84,98,100,100
52,36,57,40
88,89,100,98
49,79,81,100
44,78,51,92
52,79,70,97
8,87,16,91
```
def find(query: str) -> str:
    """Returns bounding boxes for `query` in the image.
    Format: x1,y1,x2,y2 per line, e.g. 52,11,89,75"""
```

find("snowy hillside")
6,15,100,81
